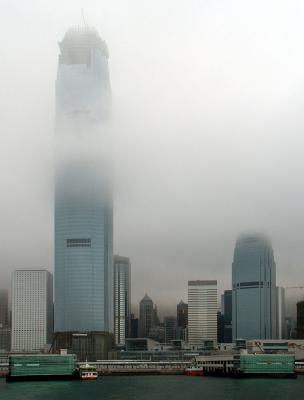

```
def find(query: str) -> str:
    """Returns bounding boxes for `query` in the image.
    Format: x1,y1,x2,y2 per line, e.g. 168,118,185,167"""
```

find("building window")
66,238,91,248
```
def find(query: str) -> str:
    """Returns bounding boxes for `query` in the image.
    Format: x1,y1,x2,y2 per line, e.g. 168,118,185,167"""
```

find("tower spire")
81,8,88,29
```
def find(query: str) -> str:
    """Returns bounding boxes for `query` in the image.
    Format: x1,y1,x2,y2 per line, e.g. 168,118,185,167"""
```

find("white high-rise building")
11,270,53,352
188,280,217,344
114,256,131,346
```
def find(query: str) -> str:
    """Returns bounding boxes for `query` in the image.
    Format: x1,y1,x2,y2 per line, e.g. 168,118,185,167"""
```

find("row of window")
66,238,91,247
233,281,271,289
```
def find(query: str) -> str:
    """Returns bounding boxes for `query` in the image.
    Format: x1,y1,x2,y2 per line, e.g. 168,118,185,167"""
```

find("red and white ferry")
78,363,98,380
184,366,204,376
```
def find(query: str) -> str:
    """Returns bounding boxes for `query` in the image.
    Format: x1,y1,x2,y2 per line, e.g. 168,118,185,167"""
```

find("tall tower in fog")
232,234,276,340
54,26,113,349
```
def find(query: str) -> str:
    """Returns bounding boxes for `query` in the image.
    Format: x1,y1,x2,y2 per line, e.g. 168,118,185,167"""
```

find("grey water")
1,375,303,400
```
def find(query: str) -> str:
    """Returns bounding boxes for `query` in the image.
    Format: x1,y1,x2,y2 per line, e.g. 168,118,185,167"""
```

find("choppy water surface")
0,375,303,400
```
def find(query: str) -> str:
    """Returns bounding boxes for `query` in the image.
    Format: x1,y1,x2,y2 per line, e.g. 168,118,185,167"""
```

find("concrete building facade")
11,270,53,352
188,280,218,344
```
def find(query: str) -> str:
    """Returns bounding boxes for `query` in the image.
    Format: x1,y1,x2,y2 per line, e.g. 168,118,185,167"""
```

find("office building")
177,300,188,329
188,280,218,344
153,305,160,326
177,300,188,340
223,290,232,343
148,325,165,343
217,312,225,343
11,270,53,352
139,294,154,337
0,327,10,352
0,290,8,327
54,27,113,358
130,313,139,338
297,300,304,339
276,287,286,339
223,290,232,323
0,289,10,352
114,255,131,346
232,234,277,340
164,317,177,343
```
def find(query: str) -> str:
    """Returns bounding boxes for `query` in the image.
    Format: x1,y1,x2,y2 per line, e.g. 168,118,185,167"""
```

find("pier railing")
77,360,192,375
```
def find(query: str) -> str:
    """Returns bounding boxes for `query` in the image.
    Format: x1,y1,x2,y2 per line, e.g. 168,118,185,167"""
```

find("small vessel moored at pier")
184,366,204,376
78,363,98,380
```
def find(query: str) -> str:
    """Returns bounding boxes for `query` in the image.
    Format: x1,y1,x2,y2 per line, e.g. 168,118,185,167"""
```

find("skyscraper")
0,289,8,327
177,300,188,329
164,317,177,343
296,300,304,339
232,234,277,340
0,326,10,352
11,270,53,352
114,255,131,346
217,311,225,343
188,280,218,344
139,294,154,338
276,287,286,339
54,26,113,345
0,289,10,352
176,300,188,340
152,304,160,327
130,313,139,338
223,290,232,343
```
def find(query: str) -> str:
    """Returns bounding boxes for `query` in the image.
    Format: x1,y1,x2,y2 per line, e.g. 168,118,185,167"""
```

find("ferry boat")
184,366,204,376
78,363,98,380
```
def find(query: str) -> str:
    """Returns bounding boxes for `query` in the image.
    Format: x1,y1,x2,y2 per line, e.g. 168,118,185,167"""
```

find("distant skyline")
1,1,304,316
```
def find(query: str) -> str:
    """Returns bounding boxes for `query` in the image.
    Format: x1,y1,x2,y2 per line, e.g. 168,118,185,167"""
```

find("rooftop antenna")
81,8,88,29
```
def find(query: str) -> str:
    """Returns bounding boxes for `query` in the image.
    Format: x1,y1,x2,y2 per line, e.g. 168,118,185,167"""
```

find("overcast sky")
1,0,304,317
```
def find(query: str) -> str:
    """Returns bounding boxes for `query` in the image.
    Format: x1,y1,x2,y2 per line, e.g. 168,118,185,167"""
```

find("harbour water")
0,375,303,400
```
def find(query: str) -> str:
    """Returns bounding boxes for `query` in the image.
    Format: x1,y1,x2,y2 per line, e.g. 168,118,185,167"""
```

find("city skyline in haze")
1,1,304,316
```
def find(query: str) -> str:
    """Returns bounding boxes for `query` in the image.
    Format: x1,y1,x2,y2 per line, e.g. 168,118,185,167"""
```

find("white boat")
78,363,98,380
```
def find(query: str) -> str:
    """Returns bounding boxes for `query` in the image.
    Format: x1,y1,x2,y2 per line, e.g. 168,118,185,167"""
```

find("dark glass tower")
139,294,154,337
223,290,232,343
177,300,188,329
232,234,276,340
0,290,8,327
297,300,304,339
